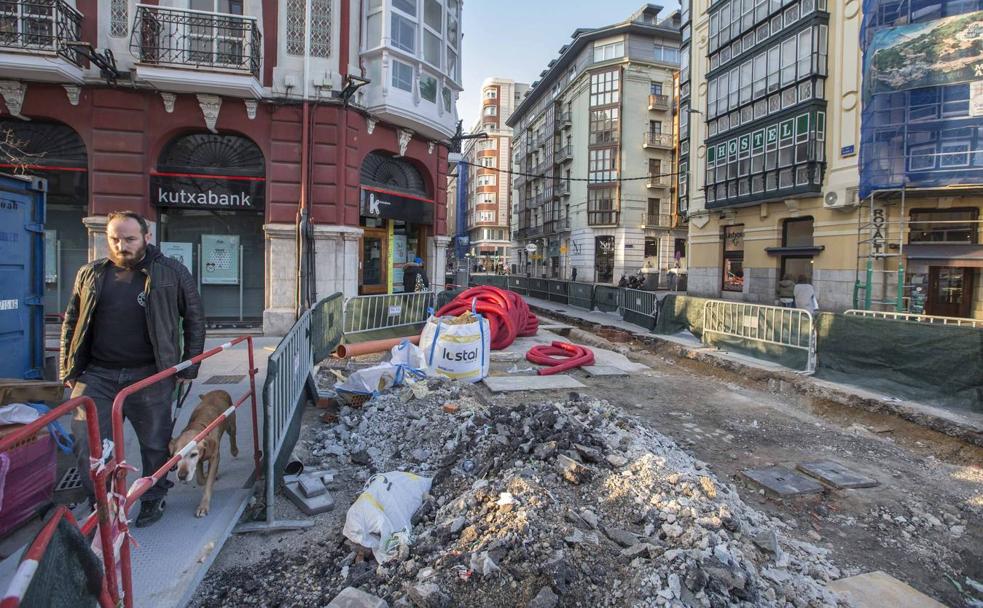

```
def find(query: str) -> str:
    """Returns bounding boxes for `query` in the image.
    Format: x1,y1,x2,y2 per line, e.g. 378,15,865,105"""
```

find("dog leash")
172,381,193,422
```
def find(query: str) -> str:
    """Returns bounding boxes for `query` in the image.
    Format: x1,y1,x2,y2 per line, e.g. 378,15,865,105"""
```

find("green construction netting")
815,313,983,412
21,517,104,608
654,294,708,337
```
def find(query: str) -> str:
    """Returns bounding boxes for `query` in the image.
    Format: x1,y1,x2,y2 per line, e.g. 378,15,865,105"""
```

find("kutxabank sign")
864,10,983,98
151,174,265,210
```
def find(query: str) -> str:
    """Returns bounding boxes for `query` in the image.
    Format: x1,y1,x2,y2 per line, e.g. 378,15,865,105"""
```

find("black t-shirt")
89,258,156,369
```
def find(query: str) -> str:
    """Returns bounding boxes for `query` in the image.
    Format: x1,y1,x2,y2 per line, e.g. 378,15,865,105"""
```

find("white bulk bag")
418,313,490,383
342,471,433,563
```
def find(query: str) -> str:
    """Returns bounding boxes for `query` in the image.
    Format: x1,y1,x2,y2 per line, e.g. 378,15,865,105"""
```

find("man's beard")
109,243,147,269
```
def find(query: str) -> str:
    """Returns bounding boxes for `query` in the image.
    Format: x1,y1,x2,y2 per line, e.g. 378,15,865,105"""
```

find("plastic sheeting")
815,313,983,412
20,517,104,608
654,294,709,337
859,1,983,197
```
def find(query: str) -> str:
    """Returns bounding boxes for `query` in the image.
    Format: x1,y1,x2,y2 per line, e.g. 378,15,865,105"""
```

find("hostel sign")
151,173,265,210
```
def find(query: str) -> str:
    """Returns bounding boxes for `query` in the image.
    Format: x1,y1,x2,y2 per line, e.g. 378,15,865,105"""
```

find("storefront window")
595,235,615,283
722,224,744,291
909,208,978,243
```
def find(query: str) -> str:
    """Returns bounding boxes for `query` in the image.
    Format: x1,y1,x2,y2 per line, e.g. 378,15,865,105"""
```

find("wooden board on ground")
829,571,946,608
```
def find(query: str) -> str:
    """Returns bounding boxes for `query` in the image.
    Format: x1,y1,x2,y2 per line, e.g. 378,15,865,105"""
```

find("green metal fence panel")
568,282,594,310
508,276,528,295
529,279,549,300
620,288,658,331
546,280,569,304
343,291,435,337
487,276,508,289
311,293,344,363
594,285,622,312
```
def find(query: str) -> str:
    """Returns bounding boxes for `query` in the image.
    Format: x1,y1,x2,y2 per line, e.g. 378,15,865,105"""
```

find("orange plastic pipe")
334,335,420,359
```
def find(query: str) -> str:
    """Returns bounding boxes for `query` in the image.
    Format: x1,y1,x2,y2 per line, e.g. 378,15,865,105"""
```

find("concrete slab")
483,375,586,393
741,466,824,496
796,460,879,489
829,571,946,608
583,365,630,378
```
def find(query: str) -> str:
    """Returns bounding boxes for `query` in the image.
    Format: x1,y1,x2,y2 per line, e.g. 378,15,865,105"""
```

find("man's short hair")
107,210,149,235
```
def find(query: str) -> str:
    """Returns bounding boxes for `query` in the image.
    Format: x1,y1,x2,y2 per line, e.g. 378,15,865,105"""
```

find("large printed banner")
863,10,983,99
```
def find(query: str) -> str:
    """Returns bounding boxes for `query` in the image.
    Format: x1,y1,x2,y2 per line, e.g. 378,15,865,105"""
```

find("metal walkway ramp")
0,337,278,608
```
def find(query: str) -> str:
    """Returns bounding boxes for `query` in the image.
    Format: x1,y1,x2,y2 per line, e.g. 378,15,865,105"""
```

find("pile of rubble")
198,377,848,607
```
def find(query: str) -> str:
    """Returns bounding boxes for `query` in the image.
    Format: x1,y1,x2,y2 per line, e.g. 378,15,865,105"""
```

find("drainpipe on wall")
296,0,314,318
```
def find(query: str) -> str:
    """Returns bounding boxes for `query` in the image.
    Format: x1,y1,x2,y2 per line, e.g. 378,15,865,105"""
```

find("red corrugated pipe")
434,286,538,350
526,341,595,376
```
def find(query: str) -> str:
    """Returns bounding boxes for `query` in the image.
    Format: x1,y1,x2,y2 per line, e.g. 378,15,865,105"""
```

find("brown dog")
169,389,239,517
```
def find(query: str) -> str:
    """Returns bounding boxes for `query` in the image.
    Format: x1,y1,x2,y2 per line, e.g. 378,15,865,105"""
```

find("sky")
457,0,681,130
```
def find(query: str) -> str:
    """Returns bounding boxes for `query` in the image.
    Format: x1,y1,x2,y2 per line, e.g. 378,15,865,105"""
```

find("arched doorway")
153,132,266,327
358,151,433,294
0,119,88,318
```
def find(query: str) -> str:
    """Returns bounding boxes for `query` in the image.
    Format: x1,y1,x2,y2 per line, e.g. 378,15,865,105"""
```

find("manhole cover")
797,461,879,489
741,466,824,496
202,374,246,385
56,467,82,492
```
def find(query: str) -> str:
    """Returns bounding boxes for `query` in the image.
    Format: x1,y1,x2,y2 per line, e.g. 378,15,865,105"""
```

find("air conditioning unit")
823,187,858,209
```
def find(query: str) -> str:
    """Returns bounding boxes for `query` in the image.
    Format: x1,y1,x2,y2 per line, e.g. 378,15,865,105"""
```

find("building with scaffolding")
681,0,982,319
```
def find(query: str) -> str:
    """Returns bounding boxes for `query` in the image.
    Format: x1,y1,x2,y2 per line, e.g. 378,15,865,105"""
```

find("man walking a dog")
61,211,205,527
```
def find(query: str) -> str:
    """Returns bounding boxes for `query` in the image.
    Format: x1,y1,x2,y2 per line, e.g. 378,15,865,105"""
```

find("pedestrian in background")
61,211,204,527
776,274,796,307
571,267,578,282
403,257,430,292
793,274,818,315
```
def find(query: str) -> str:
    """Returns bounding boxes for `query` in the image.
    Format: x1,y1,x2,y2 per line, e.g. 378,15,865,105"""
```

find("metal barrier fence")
343,290,435,336
621,288,659,330
568,282,594,310
78,337,262,606
508,276,529,295
2,396,118,607
844,309,983,328
595,285,623,312
311,293,345,362
546,279,568,304
702,300,816,373
529,278,549,300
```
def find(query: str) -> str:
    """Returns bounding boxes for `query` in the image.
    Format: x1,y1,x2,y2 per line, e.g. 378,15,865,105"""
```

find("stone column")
263,223,298,335
312,224,363,300
429,235,452,289
82,215,109,261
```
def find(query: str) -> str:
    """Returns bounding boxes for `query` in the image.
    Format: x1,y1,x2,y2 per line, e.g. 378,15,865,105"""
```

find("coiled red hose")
526,341,595,376
435,286,538,350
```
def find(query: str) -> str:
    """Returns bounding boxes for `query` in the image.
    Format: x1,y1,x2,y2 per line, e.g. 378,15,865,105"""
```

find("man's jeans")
71,365,175,503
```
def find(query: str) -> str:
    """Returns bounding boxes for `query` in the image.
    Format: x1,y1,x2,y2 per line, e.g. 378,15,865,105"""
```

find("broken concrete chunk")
528,586,559,608
621,542,656,559
573,443,602,463
555,454,591,485
605,454,629,468
298,474,327,498
604,526,639,548
327,586,389,608
469,551,500,576
579,509,599,529
404,582,449,608
753,529,780,555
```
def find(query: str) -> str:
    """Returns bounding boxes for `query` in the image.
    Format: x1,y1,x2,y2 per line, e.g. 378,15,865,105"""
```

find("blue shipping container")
0,175,47,380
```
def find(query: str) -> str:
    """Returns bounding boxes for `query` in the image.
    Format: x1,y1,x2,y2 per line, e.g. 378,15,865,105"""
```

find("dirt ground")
196,320,982,608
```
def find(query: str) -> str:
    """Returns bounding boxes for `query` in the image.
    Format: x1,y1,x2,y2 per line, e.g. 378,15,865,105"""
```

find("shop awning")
905,243,983,267
360,186,433,225
764,245,826,256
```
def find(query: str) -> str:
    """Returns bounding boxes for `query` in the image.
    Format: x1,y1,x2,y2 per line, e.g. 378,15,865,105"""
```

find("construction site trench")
192,316,983,608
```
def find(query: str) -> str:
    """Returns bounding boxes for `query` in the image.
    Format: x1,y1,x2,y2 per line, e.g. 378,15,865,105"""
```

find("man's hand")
64,379,76,390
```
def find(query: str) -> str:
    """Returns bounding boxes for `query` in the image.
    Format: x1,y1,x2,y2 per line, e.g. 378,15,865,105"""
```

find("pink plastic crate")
0,425,56,538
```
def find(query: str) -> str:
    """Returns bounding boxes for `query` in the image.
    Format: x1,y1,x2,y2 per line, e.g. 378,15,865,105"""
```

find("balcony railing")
0,0,83,66
643,131,673,149
646,174,670,188
131,4,261,77
556,112,571,129
544,217,570,235
648,94,670,110
555,181,570,196
644,213,671,228
555,144,572,163
588,210,620,226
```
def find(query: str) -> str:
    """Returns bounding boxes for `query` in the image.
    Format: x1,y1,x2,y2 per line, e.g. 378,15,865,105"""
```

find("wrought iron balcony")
555,144,572,163
648,94,670,110
131,4,261,78
643,131,673,149
644,213,671,228
555,180,570,196
555,111,571,129
0,0,83,66
588,210,620,226
646,174,671,188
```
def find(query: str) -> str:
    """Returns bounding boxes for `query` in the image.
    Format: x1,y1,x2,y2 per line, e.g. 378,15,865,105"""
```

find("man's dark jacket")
60,244,206,381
